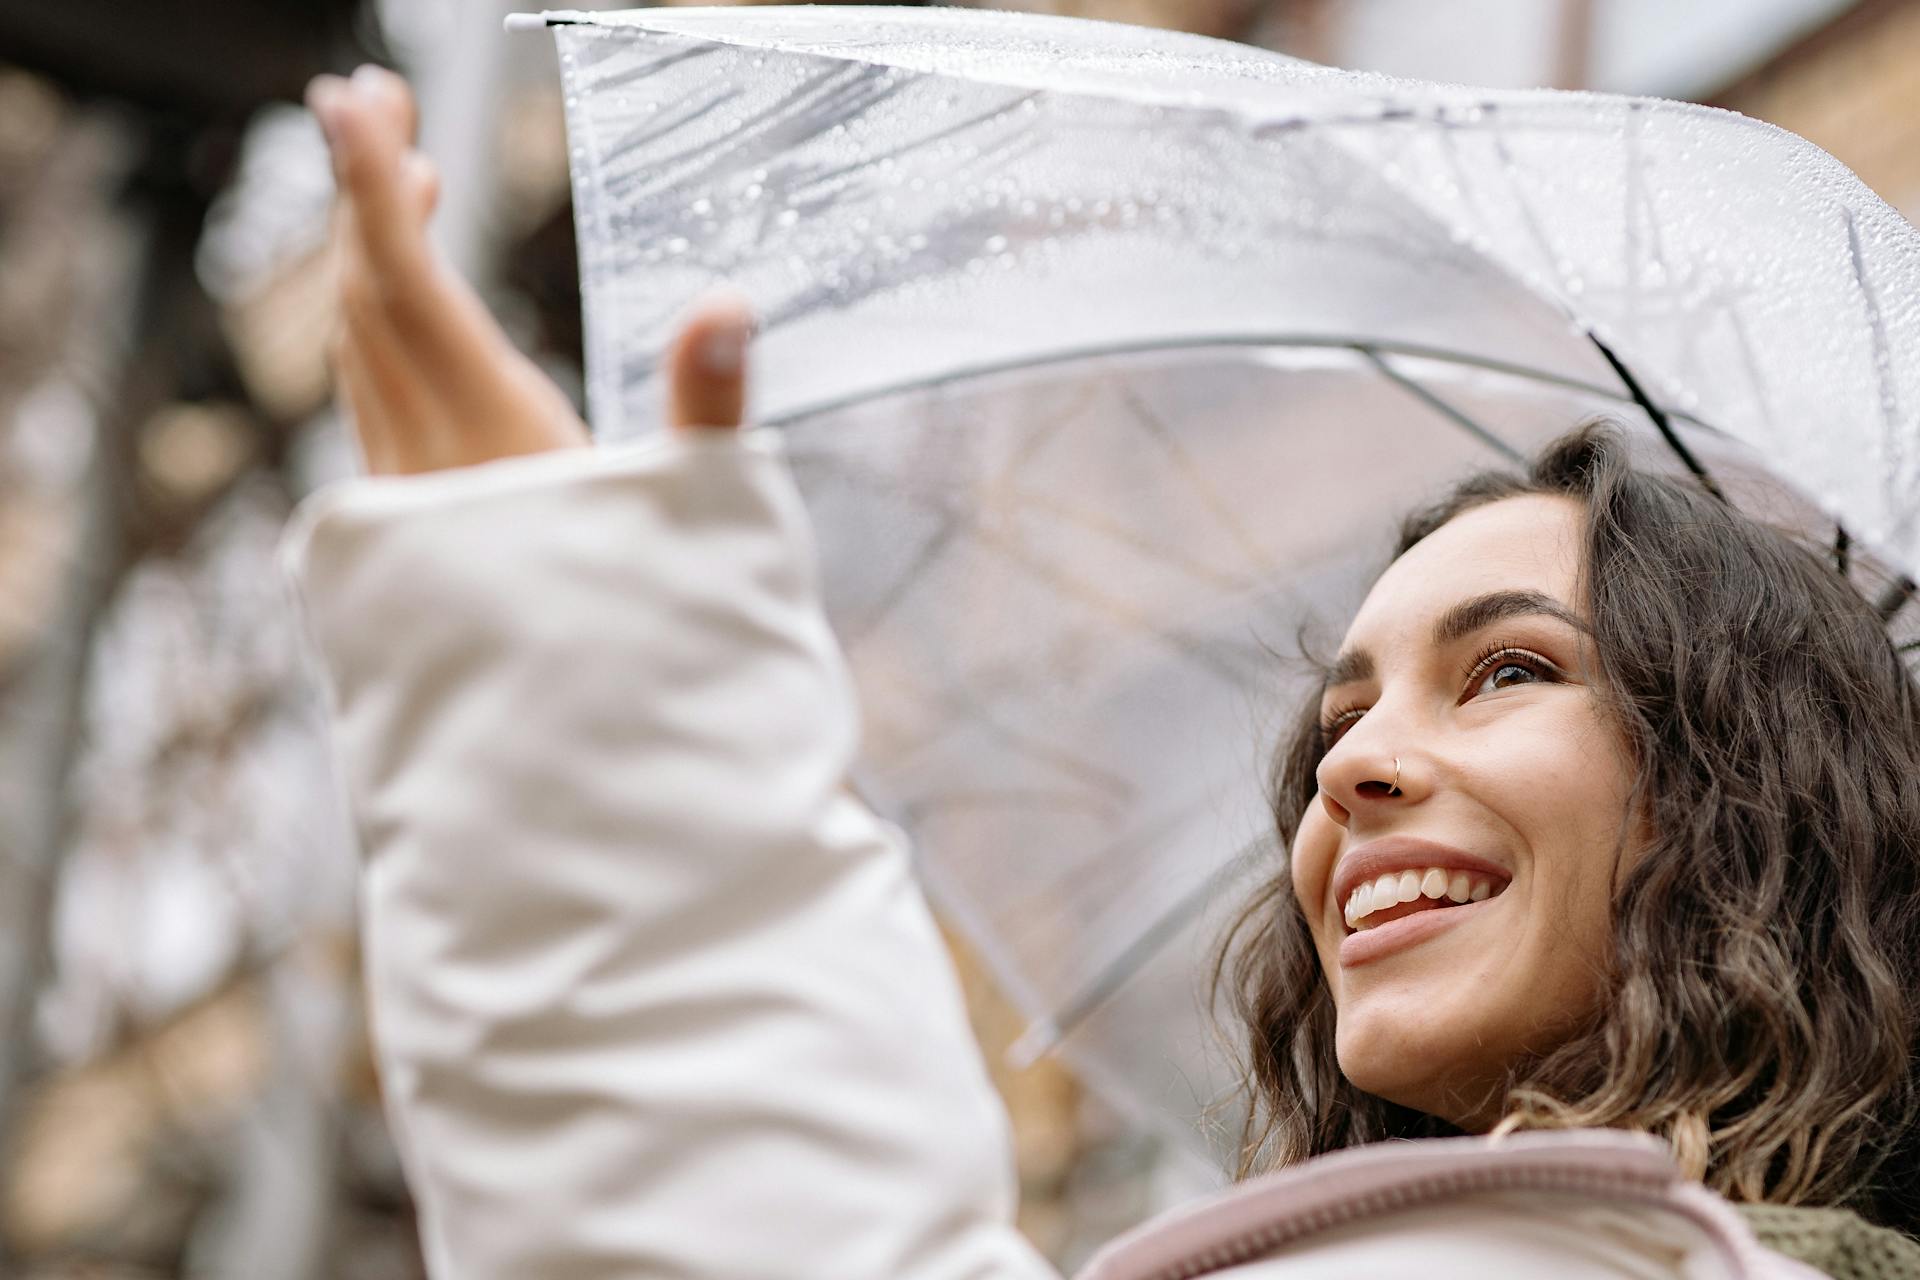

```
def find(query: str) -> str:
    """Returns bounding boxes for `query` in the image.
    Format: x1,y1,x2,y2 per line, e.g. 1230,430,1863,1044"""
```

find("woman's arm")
289,68,1058,1280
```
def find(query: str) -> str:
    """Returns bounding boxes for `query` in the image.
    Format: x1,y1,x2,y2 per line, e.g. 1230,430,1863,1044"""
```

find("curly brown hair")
1211,420,1920,1233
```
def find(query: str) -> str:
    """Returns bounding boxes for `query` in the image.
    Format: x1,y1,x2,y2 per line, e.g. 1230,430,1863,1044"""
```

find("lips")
1328,836,1514,968
1345,866,1502,930
1338,893,1502,967
1329,836,1513,921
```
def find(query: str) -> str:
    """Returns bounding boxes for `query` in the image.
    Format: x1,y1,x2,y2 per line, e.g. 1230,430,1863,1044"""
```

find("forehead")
1344,494,1585,648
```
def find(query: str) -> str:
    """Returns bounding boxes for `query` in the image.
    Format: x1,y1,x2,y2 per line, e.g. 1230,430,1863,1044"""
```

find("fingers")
667,294,755,431
312,68,508,408
405,152,440,220
357,63,421,147
308,68,432,294
311,62,753,474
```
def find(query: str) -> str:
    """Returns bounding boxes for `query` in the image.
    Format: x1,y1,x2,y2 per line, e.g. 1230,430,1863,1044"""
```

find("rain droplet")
777,209,800,228
985,235,1009,254
691,197,713,216
666,237,690,255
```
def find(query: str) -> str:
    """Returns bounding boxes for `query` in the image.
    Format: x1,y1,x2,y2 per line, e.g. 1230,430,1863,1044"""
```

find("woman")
297,66,1920,1277
1213,430,1920,1237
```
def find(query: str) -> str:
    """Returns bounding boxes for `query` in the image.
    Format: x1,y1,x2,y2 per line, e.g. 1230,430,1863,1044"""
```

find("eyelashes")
1317,639,1562,746
1317,702,1367,746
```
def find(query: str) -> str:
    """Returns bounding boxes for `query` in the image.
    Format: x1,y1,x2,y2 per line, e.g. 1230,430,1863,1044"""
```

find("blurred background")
0,0,1913,1275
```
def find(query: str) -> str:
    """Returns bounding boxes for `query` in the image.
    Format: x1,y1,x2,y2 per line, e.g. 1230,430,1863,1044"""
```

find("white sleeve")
279,428,1059,1280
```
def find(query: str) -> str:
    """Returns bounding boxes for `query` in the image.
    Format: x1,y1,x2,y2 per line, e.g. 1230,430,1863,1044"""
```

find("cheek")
1477,701,1636,951
1289,804,1340,930
1477,697,1632,832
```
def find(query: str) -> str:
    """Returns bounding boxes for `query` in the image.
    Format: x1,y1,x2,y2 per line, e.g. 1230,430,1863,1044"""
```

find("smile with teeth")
1344,867,1501,931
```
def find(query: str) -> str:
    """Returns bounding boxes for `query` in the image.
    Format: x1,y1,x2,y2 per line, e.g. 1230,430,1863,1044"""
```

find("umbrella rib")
1843,208,1904,451
1355,346,1524,464
1582,335,1914,619
761,334,1720,433
1588,334,1728,505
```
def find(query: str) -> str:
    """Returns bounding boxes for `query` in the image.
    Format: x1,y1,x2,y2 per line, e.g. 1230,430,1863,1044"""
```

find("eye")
1318,704,1363,747
1463,644,1560,701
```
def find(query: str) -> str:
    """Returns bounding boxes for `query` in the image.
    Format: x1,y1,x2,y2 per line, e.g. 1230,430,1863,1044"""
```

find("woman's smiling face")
1290,493,1637,1129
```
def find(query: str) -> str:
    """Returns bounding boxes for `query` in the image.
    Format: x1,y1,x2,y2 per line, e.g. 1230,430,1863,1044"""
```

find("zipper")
1075,1130,1772,1280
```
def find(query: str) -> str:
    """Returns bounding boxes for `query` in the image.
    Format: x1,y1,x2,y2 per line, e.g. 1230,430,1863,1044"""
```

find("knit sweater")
1735,1206,1920,1280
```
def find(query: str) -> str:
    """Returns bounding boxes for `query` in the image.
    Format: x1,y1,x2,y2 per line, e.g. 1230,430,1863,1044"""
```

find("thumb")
667,293,754,431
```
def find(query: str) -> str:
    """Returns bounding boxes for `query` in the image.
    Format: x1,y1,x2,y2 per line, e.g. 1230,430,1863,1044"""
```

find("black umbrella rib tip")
1584,339,1913,625
1589,333,1729,506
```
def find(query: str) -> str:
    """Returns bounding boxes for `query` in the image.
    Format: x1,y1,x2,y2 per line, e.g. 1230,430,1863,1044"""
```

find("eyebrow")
1323,589,1589,689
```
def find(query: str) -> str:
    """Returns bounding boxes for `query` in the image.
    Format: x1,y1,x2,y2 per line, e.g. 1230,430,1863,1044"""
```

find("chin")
1334,1012,1501,1129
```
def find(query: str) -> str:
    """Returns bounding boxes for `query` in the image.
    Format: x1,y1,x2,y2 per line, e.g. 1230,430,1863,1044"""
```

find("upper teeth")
1344,867,1496,930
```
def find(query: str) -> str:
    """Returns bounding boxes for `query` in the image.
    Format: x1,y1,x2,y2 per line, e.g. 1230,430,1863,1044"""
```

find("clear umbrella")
511,4,1920,1170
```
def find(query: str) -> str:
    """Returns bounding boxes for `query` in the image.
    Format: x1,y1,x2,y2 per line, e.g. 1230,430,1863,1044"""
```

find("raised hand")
306,65,752,476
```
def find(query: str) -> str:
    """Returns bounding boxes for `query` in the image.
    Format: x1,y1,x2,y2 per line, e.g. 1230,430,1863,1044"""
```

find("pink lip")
1338,894,1501,968
1329,836,1513,918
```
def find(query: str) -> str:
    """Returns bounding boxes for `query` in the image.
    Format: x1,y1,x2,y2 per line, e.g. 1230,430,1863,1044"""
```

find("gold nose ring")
1389,757,1402,797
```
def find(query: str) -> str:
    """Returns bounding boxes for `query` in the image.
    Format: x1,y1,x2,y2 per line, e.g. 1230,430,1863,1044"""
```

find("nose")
1315,718,1416,828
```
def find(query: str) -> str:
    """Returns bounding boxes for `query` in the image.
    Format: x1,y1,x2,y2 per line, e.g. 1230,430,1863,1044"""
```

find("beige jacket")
282,429,1832,1279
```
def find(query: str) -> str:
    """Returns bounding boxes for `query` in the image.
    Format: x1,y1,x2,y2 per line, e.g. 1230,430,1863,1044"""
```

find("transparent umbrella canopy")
513,5,1920,1169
